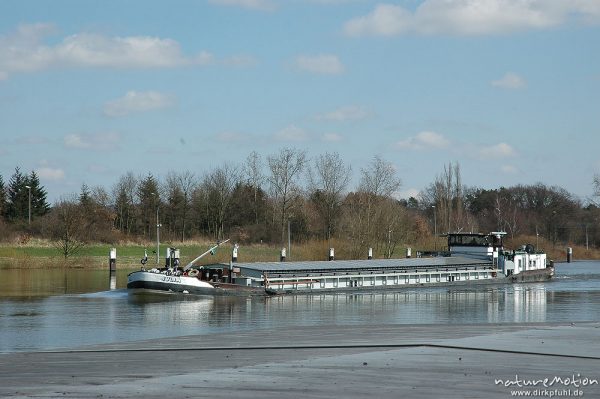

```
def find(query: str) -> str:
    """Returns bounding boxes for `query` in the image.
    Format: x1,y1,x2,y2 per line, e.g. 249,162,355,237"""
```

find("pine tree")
137,174,159,237
112,172,138,235
0,174,6,221
27,170,50,218
6,167,28,222
79,183,92,209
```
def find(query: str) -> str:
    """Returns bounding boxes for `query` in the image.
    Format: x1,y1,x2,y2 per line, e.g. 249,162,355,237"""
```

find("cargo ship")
127,232,554,296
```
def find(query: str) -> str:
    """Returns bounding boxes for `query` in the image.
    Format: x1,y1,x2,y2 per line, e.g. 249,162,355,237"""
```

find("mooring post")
232,243,239,263
567,247,573,263
368,247,373,260
280,247,286,262
329,247,335,261
165,247,174,268
109,248,116,272
109,248,117,290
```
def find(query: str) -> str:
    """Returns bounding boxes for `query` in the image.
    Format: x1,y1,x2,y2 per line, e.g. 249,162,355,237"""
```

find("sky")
1,0,599,203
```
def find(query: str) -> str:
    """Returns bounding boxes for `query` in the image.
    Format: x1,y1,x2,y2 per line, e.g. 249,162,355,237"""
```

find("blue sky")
1,0,599,203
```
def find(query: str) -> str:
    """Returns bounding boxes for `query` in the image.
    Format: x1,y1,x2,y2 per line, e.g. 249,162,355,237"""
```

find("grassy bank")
1,236,598,269
0,239,319,269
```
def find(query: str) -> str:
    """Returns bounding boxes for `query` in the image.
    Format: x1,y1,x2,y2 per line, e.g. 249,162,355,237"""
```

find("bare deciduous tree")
204,163,241,240
340,156,402,258
423,161,467,234
308,152,351,240
165,171,197,242
245,151,264,225
47,196,86,258
359,155,401,198
359,155,401,246
268,148,307,245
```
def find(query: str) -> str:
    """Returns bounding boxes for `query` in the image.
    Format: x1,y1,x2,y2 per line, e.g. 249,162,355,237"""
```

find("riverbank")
1,322,599,398
0,236,597,269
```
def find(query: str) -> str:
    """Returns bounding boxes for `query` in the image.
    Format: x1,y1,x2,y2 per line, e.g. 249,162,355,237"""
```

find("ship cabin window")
518,259,522,271
448,234,490,247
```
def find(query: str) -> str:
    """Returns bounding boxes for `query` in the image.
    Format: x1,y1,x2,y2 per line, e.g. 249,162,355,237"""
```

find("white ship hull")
127,271,217,294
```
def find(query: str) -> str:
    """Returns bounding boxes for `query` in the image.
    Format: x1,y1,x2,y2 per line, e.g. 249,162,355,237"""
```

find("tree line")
1,151,598,258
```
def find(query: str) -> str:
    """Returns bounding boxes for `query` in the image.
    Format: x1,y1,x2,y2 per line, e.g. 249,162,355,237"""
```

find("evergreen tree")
79,183,92,209
112,172,138,235
27,170,50,218
0,174,6,221
137,174,159,237
6,167,28,222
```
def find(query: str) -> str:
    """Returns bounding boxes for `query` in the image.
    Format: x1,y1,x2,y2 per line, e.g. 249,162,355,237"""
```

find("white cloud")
317,105,370,122
64,134,88,149
398,188,421,199
321,133,343,142
501,164,519,174
395,131,450,150
344,4,414,37
0,24,214,79
293,54,344,75
344,1,600,37
208,0,276,11
55,34,212,68
104,91,175,117
479,142,517,159
491,72,526,89
274,125,309,141
36,166,65,181
64,132,121,151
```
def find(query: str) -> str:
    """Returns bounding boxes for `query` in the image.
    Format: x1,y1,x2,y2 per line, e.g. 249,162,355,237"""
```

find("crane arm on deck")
183,239,230,271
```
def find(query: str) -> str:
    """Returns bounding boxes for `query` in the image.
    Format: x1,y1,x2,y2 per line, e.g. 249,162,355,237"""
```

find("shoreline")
1,256,599,271
2,236,599,269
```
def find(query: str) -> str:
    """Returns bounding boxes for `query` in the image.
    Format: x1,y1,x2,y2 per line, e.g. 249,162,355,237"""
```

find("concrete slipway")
1,322,599,398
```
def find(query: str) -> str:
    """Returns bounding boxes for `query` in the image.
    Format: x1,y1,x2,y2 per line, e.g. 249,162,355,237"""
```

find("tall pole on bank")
287,219,291,260
156,206,161,265
432,205,437,251
25,185,31,225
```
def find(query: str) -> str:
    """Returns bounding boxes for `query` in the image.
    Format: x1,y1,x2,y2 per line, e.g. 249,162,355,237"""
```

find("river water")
1,262,599,353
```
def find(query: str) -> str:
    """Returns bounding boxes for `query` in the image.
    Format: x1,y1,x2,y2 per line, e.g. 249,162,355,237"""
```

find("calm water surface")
1,262,599,353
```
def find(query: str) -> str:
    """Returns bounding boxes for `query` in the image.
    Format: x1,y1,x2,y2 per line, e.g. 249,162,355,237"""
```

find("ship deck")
233,256,492,276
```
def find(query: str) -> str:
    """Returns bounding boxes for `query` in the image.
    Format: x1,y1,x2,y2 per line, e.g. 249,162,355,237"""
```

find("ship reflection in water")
126,284,549,331
488,285,547,323
258,285,548,325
